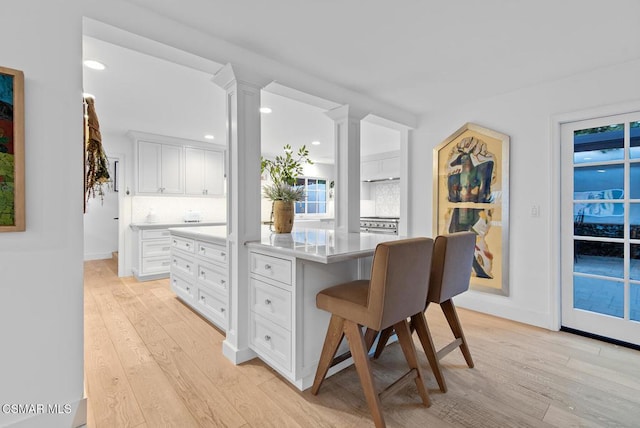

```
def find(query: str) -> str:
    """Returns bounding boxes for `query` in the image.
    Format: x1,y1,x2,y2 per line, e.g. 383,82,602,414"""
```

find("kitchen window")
295,177,327,215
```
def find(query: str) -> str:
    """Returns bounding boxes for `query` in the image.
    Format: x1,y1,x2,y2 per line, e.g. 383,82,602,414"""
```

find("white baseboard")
222,340,257,364
83,252,113,261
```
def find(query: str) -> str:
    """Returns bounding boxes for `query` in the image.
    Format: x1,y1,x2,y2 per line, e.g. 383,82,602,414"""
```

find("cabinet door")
380,156,400,178
185,148,224,196
203,149,224,195
185,147,205,195
361,159,380,181
160,144,184,194
138,141,162,193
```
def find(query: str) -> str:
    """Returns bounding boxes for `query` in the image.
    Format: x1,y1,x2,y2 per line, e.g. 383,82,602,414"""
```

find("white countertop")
168,225,228,244
247,226,407,264
130,221,226,230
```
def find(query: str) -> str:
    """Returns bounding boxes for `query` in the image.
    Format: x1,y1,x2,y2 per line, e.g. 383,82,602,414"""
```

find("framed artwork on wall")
433,122,510,295
0,66,25,232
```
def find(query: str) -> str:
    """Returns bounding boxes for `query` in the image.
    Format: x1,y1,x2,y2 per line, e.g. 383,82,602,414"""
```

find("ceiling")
122,0,640,115
85,1,640,163
83,35,400,164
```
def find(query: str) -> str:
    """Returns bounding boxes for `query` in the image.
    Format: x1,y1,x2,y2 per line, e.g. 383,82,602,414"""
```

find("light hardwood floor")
84,259,640,427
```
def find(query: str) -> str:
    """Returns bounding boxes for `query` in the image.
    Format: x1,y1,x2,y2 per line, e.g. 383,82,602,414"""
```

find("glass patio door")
561,113,640,345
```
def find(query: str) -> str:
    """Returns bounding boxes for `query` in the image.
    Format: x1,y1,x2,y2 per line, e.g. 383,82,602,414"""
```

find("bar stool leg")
441,300,474,368
394,319,431,407
344,320,385,428
312,315,345,395
372,326,394,359
411,312,447,393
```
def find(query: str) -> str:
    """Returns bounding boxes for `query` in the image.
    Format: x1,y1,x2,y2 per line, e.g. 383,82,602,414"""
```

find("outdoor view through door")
562,114,640,346
295,177,327,215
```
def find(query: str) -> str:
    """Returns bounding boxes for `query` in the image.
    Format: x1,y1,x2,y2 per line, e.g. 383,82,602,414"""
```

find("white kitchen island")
245,227,406,390
168,225,406,390
168,225,230,331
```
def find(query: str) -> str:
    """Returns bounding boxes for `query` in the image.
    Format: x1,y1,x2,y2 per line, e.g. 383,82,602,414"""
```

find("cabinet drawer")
171,236,195,253
250,278,291,330
142,240,172,257
171,253,195,277
141,256,171,274
196,287,227,330
250,252,292,285
198,241,227,265
197,262,228,294
250,312,291,372
171,275,194,301
142,229,171,240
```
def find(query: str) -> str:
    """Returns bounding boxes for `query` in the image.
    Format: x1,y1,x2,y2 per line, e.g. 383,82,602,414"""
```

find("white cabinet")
132,228,173,281
130,131,225,196
137,141,184,194
170,233,229,331
185,147,224,196
248,251,294,374
360,151,400,181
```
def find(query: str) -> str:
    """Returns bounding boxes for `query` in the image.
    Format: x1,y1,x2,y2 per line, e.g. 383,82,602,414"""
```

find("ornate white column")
326,105,368,233
212,64,271,363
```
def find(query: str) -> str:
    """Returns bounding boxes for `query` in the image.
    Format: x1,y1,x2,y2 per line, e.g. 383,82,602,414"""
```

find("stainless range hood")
361,177,400,183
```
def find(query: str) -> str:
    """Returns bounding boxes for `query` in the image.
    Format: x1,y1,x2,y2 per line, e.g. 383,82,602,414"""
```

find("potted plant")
261,144,313,233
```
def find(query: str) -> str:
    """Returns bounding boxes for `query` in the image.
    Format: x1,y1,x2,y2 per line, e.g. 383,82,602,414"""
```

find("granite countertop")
247,225,406,264
167,225,227,244
130,221,226,230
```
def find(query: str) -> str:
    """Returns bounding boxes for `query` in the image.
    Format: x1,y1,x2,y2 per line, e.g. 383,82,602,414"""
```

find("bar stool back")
373,231,476,393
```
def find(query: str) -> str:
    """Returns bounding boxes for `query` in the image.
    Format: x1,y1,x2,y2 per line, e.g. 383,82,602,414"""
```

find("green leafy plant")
262,182,305,201
261,144,313,201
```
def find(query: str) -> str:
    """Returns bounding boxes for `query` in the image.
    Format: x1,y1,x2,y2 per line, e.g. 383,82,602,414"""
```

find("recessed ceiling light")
259,107,272,114
83,60,106,70
204,134,215,140
311,141,321,145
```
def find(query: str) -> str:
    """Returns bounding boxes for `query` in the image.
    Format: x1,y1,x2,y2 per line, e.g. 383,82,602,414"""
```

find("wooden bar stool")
373,231,476,393
311,238,434,428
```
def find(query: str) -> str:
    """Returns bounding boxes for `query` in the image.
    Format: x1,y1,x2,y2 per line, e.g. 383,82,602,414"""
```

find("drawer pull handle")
264,264,272,270
264,299,271,305
220,308,225,313
221,252,226,257
200,295,206,301
173,240,177,245
186,286,190,291
173,259,177,264
186,264,190,270
200,271,206,278
264,335,271,341
200,247,206,253
186,243,191,248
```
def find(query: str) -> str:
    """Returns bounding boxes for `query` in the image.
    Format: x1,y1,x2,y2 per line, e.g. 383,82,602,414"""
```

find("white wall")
410,58,640,329
0,1,85,426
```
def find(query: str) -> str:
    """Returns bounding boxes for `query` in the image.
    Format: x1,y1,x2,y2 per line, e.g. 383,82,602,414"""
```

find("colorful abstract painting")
433,123,510,295
0,66,24,232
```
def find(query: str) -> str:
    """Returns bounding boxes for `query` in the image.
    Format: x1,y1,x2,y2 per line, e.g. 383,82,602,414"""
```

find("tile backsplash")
132,196,226,223
373,181,400,217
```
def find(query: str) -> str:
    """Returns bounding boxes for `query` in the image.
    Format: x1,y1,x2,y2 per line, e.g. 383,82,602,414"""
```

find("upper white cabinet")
185,147,225,196
130,131,225,196
361,150,400,181
138,141,184,194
